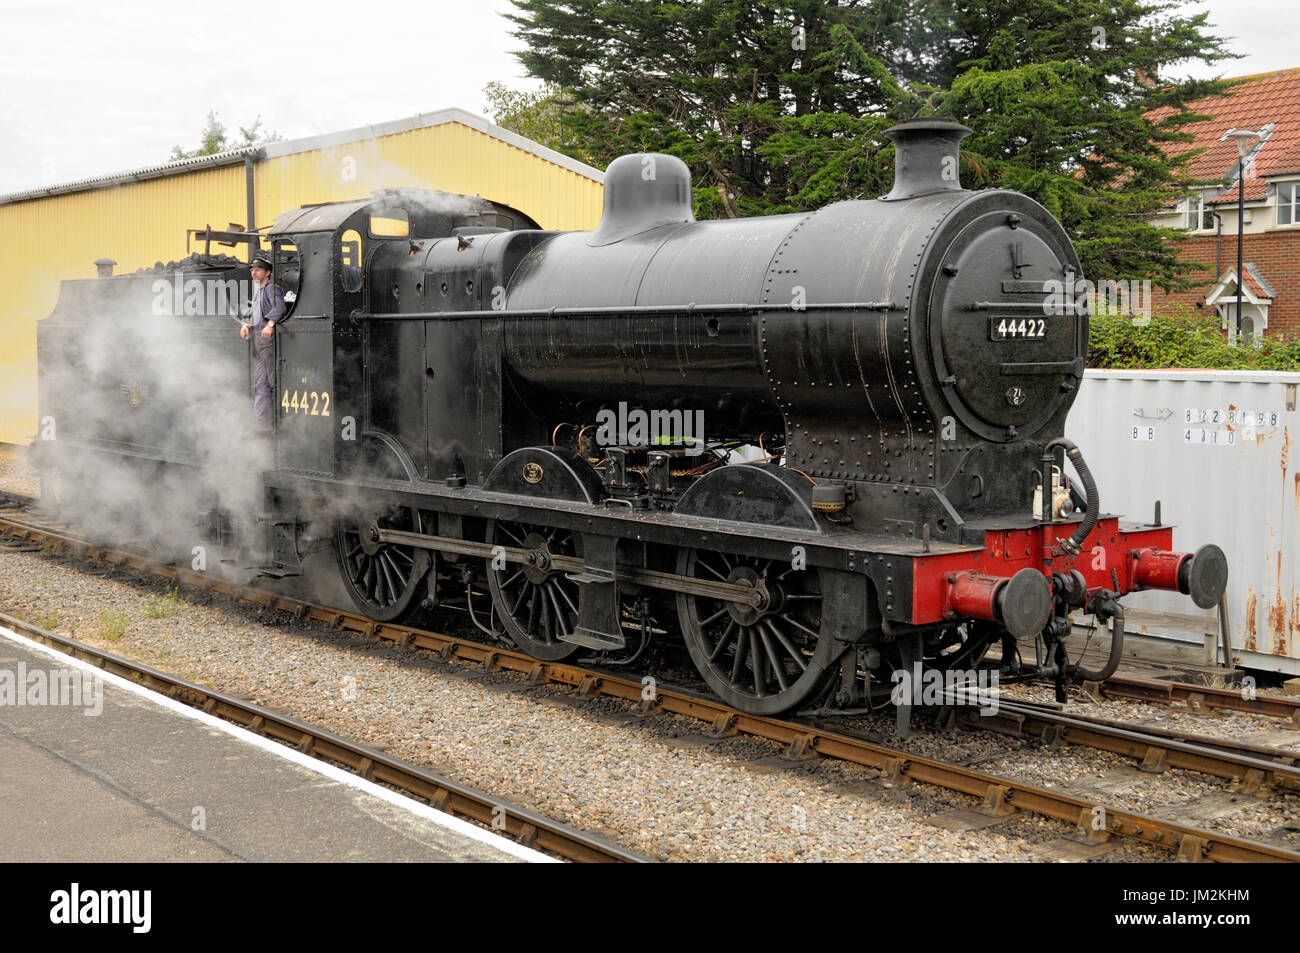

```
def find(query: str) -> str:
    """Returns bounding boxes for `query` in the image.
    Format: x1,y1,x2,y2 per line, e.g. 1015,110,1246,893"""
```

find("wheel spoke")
696,557,728,581
538,586,552,641
508,582,529,619
381,549,407,585
709,620,738,661
731,629,749,682
555,580,580,616
782,614,822,640
501,568,525,590
766,618,810,672
758,624,790,691
751,627,766,696
527,586,541,634
546,584,571,638
378,552,401,604
498,523,526,546
699,605,729,628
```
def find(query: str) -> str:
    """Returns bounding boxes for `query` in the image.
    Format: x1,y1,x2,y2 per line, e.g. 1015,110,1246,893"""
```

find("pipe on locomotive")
1041,437,1098,555
1070,607,1126,682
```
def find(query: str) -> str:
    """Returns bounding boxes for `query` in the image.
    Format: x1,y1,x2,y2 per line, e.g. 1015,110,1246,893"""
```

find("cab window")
369,208,409,238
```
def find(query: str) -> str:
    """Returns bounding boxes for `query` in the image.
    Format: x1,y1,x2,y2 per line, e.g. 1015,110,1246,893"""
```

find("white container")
1066,369,1300,674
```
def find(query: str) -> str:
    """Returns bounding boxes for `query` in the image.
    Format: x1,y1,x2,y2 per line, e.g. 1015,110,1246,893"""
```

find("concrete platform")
0,625,550,862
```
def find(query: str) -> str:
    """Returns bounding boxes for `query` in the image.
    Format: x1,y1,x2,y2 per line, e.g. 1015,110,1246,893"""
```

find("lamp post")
1225,128,1264,345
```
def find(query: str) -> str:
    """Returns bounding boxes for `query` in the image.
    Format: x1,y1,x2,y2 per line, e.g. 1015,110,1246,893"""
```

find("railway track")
1,496,1297,863
1098,674,1300,725
958,697,1300,793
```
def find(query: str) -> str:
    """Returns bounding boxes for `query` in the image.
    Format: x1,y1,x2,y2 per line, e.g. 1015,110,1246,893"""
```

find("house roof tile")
1150,67,1300,207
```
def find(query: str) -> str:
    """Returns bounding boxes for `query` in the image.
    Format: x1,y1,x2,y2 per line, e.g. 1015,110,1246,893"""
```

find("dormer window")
1278,182,1300,225
1185,194,1214,231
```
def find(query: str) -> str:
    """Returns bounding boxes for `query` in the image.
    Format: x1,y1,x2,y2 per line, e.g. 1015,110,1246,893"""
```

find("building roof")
1205,262,1276,306
0,108,603,206
1150,67,1300,206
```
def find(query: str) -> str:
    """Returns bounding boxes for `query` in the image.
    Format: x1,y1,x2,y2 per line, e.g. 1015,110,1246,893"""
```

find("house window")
1278,183,1300,225
1185,194,1214,231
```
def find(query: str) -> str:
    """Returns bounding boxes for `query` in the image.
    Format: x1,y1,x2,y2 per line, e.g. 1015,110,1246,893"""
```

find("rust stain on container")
1282,427,1292,477
1275,549,1292,657
1270,593,1288,656
1291,593,1300,658
1244,586,1257,652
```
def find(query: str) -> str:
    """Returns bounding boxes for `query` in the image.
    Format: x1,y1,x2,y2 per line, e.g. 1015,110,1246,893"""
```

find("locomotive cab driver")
241,252,287,426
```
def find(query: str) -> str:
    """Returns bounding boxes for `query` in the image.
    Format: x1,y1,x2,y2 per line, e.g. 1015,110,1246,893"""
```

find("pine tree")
507,0,1234,288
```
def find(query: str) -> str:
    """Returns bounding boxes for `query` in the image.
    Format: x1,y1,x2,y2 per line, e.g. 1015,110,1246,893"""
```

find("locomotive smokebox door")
928,211,1085,442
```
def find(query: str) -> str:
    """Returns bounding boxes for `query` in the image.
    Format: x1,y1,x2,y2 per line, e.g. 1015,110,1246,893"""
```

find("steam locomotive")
33,118,1227,732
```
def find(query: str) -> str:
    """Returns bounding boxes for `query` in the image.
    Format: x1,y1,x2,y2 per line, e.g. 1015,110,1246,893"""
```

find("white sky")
0,0,1293,195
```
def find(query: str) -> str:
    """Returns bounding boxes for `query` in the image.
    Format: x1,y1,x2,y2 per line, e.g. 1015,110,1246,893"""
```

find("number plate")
989,317,1047,340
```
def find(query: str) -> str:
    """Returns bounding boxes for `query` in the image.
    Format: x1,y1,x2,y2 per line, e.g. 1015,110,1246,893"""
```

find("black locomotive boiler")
34,119,1227,730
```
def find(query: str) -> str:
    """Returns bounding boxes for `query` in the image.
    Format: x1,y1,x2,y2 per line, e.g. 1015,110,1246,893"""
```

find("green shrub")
1088,306,1300,370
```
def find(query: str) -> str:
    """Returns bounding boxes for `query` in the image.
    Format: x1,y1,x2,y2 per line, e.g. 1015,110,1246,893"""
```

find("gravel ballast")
0,453,39,499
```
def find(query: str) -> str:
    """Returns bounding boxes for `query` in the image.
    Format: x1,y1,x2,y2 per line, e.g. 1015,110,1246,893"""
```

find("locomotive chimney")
93,258,116,278
881,118,972,202
589,153,695,246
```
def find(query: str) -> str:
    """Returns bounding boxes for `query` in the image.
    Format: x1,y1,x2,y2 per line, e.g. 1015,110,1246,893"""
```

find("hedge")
1086,306,1300,370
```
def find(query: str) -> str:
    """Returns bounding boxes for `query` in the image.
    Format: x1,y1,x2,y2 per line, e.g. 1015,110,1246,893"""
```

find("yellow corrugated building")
0,109,605,447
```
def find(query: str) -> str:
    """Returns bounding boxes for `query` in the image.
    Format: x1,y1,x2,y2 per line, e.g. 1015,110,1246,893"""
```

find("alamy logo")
151,276,264,317
49,884,151,933
890,662,999,715
1042,270,1152,325
594,402,706,456
0,662,102,716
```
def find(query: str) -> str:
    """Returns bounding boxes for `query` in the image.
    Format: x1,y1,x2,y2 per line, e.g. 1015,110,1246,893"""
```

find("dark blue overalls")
249,281,287,425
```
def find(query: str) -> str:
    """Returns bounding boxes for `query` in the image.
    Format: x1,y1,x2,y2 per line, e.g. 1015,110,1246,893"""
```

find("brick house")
1148,68,1300,343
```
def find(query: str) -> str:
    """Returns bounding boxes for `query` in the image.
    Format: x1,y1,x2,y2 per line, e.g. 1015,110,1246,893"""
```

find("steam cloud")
38,261,277,581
